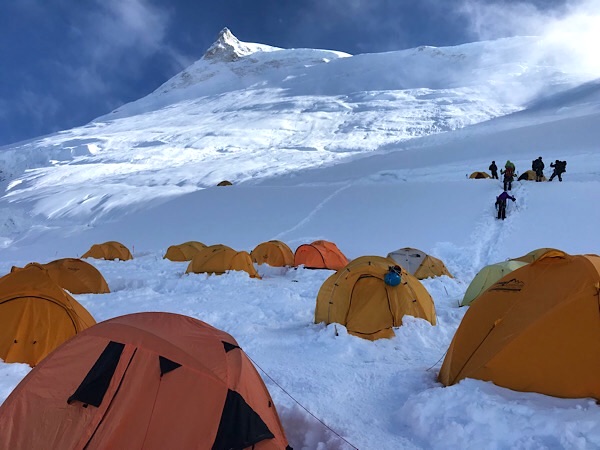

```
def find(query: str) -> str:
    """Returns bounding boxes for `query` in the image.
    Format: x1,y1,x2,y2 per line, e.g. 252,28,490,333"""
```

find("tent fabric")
0,265,96,366
186,244,261,278
315,256,437,340
217,180,233,186
511,247,566,264
0,312,290,449
251,240,294,267
460,260,528,306
82,241,133,261
12,259,110,294
438,253,600,400
163,241,207,261
518,170,547,181
294,240,349,270
387,247,453,279
469,171,491,179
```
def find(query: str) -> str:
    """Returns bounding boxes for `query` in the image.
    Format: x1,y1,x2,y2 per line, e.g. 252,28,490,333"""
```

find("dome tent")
511,247,565,264
460,260,528,306
518,170,547,181
82,241,133,261
11,258,110,295
294,240,348,270
439,252,600,400
315,256,437,340
186,244,260,278
469,171,491,179
0,265,96,366
387,247,453,279
0,312,291,449
251,240,294,267
163,241,207,262
217,180,233,186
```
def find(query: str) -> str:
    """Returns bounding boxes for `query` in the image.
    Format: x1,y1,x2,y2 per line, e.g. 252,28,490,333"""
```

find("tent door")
346,275,393,336
71,342,137,449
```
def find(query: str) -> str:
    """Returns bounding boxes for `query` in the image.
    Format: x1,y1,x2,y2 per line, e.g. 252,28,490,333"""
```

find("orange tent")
294,240,348,270
511,247,565,263
164,241,207,261
82,241,133,261
12,259,110,294
186,244,260,278
0,265,96,366
315,256,437,340
251,240,294,267
439,252,600,399
0,312,290,449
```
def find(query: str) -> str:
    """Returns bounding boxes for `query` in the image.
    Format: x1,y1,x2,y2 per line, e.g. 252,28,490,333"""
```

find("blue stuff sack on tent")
384,266,402,286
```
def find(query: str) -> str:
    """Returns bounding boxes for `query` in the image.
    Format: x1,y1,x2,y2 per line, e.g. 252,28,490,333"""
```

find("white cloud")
81,0,171,65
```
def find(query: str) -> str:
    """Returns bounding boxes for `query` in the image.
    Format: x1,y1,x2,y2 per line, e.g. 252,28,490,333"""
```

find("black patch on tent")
222,341,240,353
67,341,125,407
159,356,181,377
212,389,275,450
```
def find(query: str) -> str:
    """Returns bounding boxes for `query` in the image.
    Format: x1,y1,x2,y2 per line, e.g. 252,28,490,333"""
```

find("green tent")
461,260,528,306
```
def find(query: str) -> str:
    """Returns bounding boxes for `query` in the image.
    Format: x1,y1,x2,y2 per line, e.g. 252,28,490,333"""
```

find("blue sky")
0,0,577,146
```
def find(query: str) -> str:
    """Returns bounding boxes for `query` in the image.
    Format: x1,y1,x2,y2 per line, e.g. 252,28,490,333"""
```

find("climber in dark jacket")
549,160,567,182
532,157,544,182
495,191,516,220
489,161,498,179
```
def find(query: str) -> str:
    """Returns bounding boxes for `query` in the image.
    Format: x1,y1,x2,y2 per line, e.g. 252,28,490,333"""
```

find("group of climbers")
489,157,567,220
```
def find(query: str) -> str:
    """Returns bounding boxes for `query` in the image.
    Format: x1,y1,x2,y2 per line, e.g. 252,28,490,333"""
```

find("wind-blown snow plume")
460,0,600,76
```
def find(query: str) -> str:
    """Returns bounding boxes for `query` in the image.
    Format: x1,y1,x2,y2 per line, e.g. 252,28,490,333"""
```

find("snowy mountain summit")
203,27,277,62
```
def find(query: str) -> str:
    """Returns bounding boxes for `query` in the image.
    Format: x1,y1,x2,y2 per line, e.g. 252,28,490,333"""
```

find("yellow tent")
387,247,453,279
12,259,110,294
0,265,96,366
518,170,547,181
164,241,206,261
469,172,491,179
315,256,436,340
186,244,260,278
82,241,133,261
439,252,600,399
251,240,294,267
217,180,233,186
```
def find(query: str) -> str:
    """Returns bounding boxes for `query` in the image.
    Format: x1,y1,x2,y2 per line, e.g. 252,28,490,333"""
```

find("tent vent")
67,341,125,407
212,389,274,450
159,356,181,377
222,341,240,353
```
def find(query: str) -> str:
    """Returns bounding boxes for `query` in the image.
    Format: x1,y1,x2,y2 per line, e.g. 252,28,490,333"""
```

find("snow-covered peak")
202,27,280,62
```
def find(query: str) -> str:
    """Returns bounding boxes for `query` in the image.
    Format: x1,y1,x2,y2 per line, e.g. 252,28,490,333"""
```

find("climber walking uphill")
500,160,516,191
532,157,545,182
495,191,516,220
549,159,567,182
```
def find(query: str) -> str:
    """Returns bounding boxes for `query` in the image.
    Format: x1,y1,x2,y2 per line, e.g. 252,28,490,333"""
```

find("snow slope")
1,29,600,450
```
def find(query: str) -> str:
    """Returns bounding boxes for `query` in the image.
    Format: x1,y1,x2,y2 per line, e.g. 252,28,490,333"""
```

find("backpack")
505,167,514,177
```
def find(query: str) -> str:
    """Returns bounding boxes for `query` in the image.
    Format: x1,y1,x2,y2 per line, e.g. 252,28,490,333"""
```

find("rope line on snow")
425,350,447,372
246,354,360,450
